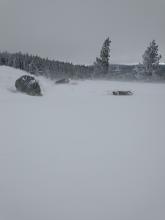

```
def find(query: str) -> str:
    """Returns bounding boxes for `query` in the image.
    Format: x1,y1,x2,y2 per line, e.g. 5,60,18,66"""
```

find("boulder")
112,91,133,95
15,75,42,96
55,78,70,84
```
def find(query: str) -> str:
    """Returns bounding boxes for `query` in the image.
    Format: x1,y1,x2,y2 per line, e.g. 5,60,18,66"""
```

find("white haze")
0,0,165,64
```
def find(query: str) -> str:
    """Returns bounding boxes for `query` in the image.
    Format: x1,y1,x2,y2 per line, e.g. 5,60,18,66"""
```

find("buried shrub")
55,78,70,84
112,91,133,96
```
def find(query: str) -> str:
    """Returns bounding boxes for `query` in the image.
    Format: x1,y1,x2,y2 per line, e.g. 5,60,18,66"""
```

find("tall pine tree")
94,37,111,75
142,40,162,75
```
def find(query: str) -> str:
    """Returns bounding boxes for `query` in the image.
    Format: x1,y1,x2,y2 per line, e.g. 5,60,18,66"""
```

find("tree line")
0,38,164,80
0,52,93,79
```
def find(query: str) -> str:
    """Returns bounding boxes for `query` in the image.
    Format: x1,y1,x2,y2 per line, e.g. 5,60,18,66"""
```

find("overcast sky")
0,0,164,65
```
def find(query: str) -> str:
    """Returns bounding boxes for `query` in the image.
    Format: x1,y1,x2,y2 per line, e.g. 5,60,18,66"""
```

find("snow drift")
0,66,165,220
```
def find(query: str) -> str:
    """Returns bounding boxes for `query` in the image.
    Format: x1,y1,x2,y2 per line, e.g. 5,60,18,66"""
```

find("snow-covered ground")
0,66,165,220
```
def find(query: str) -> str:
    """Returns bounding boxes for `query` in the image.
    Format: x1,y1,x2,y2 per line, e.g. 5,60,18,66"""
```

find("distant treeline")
110,64,165,81
0,51,93,79
0,51,165,81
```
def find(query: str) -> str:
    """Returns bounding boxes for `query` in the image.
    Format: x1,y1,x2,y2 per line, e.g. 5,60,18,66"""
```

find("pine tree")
142,40,162,75
94,37,111,75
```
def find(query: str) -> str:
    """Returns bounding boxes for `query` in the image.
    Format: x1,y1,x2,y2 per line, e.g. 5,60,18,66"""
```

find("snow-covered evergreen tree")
94,37,111,75
142,40,162,75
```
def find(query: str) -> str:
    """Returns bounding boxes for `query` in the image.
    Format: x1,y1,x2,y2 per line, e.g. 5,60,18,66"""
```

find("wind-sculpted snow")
0,66,165,220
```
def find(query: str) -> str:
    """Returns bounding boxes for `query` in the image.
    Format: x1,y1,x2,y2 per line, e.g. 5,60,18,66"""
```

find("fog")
0,0,165,64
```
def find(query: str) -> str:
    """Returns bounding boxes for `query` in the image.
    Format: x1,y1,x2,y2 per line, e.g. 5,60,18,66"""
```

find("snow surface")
0,66,165,220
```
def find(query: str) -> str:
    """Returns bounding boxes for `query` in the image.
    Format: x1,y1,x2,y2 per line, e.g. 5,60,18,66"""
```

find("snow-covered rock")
15,75,42,96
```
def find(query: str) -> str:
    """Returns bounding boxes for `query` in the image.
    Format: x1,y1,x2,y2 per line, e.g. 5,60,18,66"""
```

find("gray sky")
0,0,164,65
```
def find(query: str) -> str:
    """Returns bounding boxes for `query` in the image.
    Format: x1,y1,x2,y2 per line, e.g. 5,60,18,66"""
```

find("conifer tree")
142,40,162,75
94,37,111,75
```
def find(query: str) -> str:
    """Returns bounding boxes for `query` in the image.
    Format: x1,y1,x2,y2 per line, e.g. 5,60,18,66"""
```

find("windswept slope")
0,66,54,97
0,66,27,93
0,66,165,220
